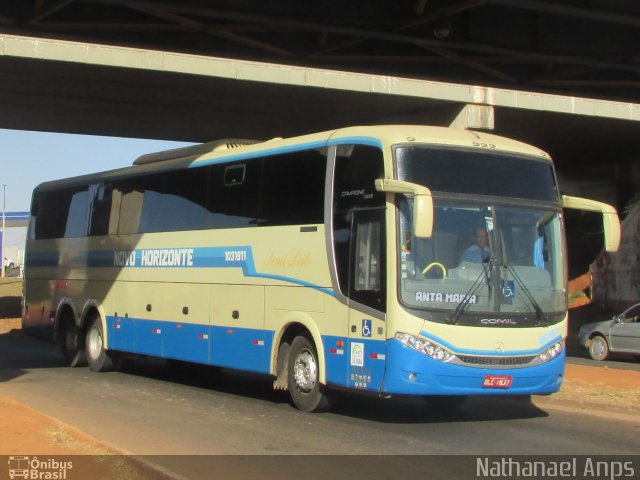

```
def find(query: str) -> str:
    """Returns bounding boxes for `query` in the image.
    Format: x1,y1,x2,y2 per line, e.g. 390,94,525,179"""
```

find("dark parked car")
579,303,640,361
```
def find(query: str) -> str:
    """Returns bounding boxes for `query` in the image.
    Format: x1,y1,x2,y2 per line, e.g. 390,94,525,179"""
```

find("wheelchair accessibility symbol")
362,319,372,337
500,280,515,305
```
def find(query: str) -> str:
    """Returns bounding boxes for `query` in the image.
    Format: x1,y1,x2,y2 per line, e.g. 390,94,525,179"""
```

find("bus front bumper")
382,339,565,396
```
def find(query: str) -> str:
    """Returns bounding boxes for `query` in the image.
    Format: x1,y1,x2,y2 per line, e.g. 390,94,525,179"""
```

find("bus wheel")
588,335,609,361
423,395,467,409
287,336,332,412
85,317,116,372
60,319,86,367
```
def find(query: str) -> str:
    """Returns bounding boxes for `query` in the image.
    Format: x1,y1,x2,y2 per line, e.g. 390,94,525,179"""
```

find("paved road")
1,332,638,479
566,352,640,372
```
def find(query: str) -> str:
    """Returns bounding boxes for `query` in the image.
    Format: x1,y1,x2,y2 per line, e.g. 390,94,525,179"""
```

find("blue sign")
362,319,372,337
501,280,515,305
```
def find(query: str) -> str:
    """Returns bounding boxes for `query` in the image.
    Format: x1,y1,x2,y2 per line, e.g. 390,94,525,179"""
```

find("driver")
459,227,490,263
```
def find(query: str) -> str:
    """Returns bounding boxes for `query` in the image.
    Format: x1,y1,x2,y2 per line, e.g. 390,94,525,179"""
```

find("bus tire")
85,316,116,372
423,395,467,409
287,335,332,412
60,318,87,367
588,335,609,361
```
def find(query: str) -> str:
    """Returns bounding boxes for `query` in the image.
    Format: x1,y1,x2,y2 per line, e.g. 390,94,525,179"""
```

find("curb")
0,394,186,480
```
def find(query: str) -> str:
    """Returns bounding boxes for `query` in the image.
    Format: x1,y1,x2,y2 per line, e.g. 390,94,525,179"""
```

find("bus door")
347,208,387,393
332,143,388,392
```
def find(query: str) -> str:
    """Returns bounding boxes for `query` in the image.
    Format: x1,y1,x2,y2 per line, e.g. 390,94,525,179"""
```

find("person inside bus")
459,227,489,263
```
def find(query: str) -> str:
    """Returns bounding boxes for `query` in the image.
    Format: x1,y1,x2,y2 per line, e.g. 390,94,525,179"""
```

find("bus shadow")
330,392,549,424
0,330,67,379
0,333,550,424
116,356,290,404
117,356,549,424
0,367,30,383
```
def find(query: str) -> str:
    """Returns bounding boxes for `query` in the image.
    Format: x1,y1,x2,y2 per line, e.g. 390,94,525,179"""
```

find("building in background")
591,200,640,311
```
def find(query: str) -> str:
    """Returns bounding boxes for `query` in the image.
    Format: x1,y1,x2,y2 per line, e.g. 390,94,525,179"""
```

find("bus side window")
116,186,143,235
88,183,113,236
207,160,261,228
64,189,90,238
138,167,209,233
108,189,123,235
258,149,326,226
29,195,39,240
33,187,88,239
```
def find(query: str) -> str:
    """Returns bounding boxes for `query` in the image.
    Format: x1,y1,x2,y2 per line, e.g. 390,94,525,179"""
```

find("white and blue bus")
23,126,620,411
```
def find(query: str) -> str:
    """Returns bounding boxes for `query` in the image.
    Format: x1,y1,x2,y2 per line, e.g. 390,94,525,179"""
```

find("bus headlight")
395,332,454,363
538,341,564,363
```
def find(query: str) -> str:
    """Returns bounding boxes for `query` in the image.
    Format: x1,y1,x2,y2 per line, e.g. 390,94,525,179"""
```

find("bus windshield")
395,147,565,326
395,145,559,202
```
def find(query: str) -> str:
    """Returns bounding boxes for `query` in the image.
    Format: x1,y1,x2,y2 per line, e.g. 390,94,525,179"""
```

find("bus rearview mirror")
561,195,621,253
375,179,433,238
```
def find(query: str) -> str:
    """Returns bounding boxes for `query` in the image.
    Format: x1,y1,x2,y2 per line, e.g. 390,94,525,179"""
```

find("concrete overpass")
3,0,640,102
0,1,638,177
1,32,639,164
2,32,639,178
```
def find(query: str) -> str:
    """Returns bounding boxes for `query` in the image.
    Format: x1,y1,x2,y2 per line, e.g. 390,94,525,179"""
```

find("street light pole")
1,184,5,278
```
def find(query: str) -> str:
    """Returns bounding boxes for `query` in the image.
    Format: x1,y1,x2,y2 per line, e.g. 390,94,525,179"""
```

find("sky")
1,128,195,257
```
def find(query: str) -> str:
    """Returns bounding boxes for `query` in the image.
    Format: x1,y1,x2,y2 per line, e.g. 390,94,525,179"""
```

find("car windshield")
621,304,640,322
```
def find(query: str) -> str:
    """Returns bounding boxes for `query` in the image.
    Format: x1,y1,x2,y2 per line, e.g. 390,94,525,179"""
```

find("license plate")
482,375,512,389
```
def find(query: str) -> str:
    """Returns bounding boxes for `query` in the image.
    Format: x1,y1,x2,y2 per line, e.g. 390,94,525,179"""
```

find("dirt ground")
538,363,640,417
0,394,166,480
0,278,638,474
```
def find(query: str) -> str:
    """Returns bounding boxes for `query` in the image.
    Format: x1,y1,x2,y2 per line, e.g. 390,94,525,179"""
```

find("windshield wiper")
448,259,491,325
502,262,549,326
498,234,550,326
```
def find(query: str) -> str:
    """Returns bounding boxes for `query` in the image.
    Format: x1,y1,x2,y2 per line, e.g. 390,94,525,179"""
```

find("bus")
22,125,621,412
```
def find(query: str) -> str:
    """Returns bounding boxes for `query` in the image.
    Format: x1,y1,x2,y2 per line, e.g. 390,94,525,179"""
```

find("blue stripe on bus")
107,316,273,374
189,136,383,168
26,246,334,296
25,251,58,267
419,330,563,357
107,316,388,389
105,319,563,396
327,136,383,148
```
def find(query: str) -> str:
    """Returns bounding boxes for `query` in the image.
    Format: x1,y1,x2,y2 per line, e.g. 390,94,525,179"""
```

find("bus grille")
457,355,536,367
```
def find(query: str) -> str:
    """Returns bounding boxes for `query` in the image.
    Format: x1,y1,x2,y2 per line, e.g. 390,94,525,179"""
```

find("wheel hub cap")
593,340,605,355
293,349,317,393
88,327,102,360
